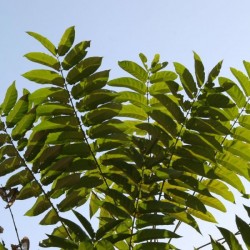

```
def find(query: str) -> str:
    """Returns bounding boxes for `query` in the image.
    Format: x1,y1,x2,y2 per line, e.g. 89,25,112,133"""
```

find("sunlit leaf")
22,70,64,86
58,26,75,56
24,52,60,71
27,31,57,56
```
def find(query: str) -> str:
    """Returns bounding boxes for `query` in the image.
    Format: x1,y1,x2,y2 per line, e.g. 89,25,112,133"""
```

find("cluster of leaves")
0,26,250,249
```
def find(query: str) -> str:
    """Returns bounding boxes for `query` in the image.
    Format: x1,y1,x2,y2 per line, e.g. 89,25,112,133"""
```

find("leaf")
217,226,243,250
238,115,250,130
235,215,250,249
134,242,179,250
25,195,50,216
45,234,78,249
188,209,217,223
219,77,246,108
66,57,103,84
136,214,174,229
60,217,89,241
202,179,234,203
207,60,223,84
174,62,197,98
58,26,75,56
22,70,64,86
62,41,90,70
194,52,205,87
72,210,95,239
134,229,181,243
118,60,148,82
6,94,29,128
1,81,18,116
0,157,21,177
40,209,59,225
96,219,124,240
27,31,57,56
89,191,101,218
150,71,177,83
24,52,60,71
210,236,227,250
95,240,114,250
231,67,250,96
108,77,147,94
36,103,74,116
6,169,33,188
17,181,42,199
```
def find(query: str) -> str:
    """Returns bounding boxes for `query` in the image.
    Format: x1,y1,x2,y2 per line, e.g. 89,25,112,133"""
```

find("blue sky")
1,1,250,249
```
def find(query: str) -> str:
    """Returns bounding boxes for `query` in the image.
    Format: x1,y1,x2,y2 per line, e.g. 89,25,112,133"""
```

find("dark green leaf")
235,215,250,249
231,67,250,96
45,234,78,249
25,195,50,216
207,60,223,84
217,226,243,250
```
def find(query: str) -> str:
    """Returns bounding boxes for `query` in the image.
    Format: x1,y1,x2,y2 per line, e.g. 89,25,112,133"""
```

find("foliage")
0,26,250,249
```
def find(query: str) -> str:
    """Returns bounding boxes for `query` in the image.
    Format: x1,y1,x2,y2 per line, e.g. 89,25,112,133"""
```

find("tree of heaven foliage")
1,26,250,250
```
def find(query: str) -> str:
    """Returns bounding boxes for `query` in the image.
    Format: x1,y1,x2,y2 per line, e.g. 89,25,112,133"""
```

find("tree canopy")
1,26,250,250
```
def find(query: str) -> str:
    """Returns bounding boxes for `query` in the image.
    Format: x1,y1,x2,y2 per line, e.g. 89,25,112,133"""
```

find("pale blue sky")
1,1,250,249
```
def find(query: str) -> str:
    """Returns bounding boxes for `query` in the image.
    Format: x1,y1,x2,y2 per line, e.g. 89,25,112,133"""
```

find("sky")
1,0,250,249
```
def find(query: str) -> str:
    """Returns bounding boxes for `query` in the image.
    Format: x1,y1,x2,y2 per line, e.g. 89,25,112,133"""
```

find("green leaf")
29,87,69,105
153,94,185,123
73,210,95,239
95,240,114,250
233,127,250,144
174,62,197,98
0,157,21,177
6,169,33,188
216,151,250,181
134,242,179,250
27,31,57,56
136,214,174,229
58,26,75,56
196,194,226,212
66,57,103,84
236,215,250,249
186,117,231,135
219,77,246,108
188,209,217,223
118,60,148,82
1,81,18,116
22,69,64,86
169,211,200,232
207,60,223,84
89,192,101,218
17,181,42,199
134,229,181,243
210,236,227,250
96,219,124,240
238,115,250,130
11,108,36,140
60,217,89,241
45,234,78,249
52,173,81,191
148,109,177,137
202,179,234,203
40,209,59,225
24,52,60,71
6,94,29,128
214,165,245,194
108,77,147,94
25,195,50,216
231,67,250,96
62,41,90,70
150,70,177,83
217,226,243,250
194,52,205,87
37,103,74,116
223,139,250,161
